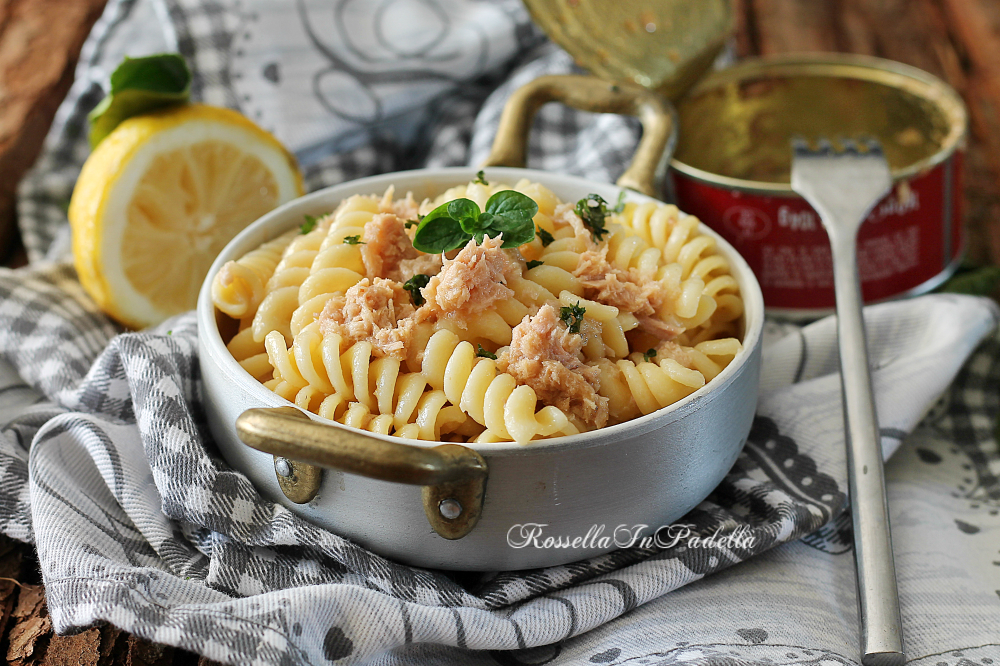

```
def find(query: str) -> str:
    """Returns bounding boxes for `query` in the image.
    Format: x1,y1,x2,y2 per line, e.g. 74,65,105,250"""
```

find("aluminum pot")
196,76,765,570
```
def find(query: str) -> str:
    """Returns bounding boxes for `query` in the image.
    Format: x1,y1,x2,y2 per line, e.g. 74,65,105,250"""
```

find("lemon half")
69,104,303,328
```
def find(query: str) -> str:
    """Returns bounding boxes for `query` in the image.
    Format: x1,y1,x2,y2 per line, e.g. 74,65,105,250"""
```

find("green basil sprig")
412,191,538,253
88,54,192,148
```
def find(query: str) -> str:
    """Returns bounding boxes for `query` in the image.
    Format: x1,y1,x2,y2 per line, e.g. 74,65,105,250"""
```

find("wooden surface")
735,0,1000,273
0,0,108,259
0,0,997,663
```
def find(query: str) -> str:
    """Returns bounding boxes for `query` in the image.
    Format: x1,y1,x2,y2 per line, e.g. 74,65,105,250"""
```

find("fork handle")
828,228,905,666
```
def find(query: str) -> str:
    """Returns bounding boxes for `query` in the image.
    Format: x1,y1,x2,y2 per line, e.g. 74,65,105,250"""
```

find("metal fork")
790,138,905,666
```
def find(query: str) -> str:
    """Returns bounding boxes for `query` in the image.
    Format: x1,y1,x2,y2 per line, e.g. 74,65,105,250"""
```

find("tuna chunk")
498,304,609,429
377,186,420,222
398,252,444,282
421,235,520,321
319,278,416,360
653,340,695,368
553,202,596,246
637,315,685,340
361,213,418,281
574,246,679,340
393,192,420,222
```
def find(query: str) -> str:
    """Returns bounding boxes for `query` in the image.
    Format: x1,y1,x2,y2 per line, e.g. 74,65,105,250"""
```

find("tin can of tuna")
669,53,967,319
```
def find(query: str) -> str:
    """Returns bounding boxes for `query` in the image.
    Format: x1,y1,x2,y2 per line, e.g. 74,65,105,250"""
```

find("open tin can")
669,53,968,318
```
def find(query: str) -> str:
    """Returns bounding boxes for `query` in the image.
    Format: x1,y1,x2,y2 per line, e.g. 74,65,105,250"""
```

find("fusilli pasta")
213,177,745,444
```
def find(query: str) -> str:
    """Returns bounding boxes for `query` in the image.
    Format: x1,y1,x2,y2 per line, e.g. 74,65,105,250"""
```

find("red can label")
671,153,963,312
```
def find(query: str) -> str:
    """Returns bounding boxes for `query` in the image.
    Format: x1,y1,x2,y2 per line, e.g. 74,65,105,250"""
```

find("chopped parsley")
559,301,586,334
643,348,657,363
476,344,497,360
525,260,544,270
300,214,319,234
474,170,489,185
537,226,555,247
343,235,365,245
403,274,431,306
574,194,612,241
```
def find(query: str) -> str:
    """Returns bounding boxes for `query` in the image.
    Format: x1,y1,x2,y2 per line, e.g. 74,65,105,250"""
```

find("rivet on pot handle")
235,407,488,539
482,74,677,198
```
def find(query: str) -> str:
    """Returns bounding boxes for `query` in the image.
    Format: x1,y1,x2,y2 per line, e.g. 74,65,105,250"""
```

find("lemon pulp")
70,104,303,328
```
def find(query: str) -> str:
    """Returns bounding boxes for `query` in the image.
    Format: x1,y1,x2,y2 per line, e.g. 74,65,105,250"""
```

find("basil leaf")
486,191,538,225
474,170,488,185
526,260,544,269
412,199,476,253
447,198,481,223
418,200,459,228
88,54,191,148
460,216,482,235
476,344,497,360
412,217,470,254
481,191,537,248
495,224,535,248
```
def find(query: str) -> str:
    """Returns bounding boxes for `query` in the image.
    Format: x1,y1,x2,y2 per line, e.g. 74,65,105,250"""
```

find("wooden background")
732,0,1000,273
0,0,997,663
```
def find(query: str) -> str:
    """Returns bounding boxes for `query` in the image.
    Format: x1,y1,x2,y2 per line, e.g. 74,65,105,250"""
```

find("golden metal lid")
521,0,733,99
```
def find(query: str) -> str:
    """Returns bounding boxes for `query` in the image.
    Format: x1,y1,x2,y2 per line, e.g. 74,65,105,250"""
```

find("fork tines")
791,136,885,156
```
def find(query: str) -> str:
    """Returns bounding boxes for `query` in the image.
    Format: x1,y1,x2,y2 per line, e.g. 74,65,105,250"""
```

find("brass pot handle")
235,407,488,539
482,74,677,198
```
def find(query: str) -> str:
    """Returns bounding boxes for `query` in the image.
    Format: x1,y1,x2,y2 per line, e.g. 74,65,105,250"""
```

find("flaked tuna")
499,304,609,429
398,253,444,283
574,246,682,340
421,235,520,321
319,278,416,360
361,213,418,281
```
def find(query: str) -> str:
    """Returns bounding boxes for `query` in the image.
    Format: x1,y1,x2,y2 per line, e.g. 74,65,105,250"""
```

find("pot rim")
197,166,765,457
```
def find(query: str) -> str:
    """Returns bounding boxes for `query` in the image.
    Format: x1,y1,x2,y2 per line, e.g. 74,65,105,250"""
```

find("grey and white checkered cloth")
3,1,999,664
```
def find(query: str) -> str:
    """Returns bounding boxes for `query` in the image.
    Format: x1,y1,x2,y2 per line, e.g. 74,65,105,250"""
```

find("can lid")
522,0,733,100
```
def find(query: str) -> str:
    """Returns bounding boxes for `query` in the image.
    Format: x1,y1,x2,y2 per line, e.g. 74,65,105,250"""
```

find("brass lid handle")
482,74,677,197
236,407,488,539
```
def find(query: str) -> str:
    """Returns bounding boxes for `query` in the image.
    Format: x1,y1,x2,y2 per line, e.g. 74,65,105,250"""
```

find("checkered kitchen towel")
3,1,999,664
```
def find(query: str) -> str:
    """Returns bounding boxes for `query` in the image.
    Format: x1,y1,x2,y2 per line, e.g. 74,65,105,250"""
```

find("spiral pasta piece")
212,228,298,320
251,221,330,342
289,197,374,336
616,358,706,415
226,326,272,382
422,329,575,444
